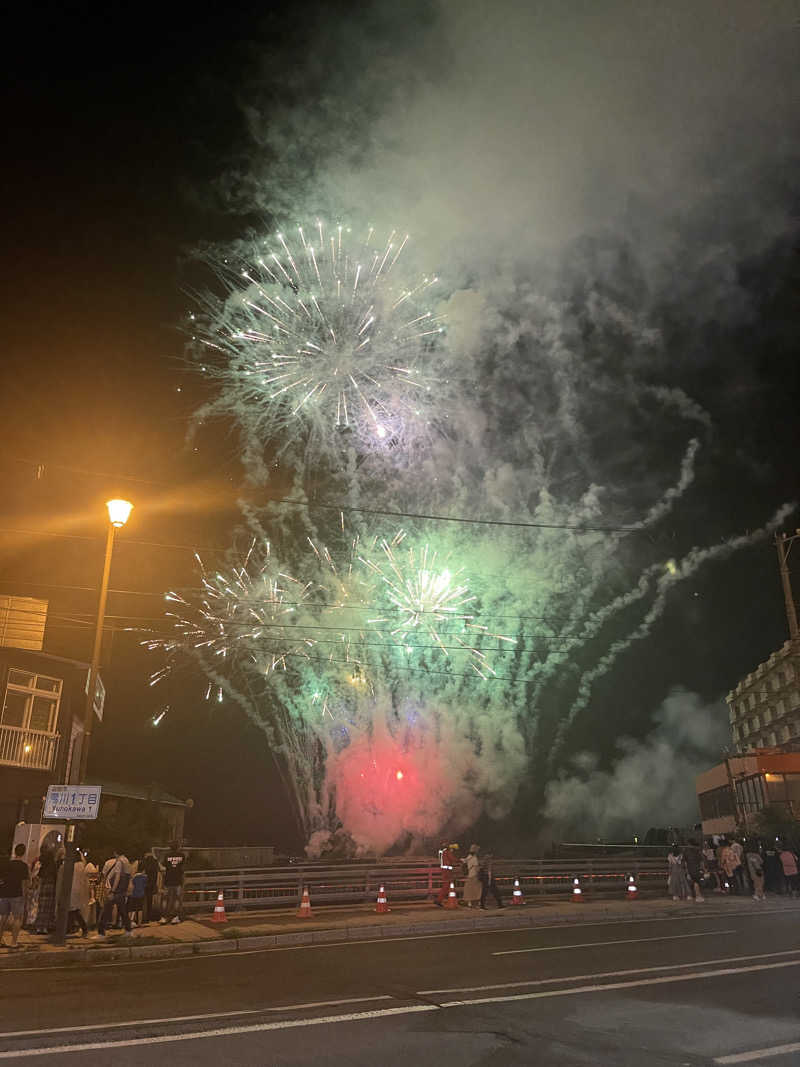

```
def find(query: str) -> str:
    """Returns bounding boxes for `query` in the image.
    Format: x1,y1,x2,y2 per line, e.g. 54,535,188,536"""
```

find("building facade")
0,646,93,847
696,752,800,837
726,640,800,752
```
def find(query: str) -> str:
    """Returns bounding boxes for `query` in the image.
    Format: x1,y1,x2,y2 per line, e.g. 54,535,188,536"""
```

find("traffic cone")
444,881,459,909
212,890,227,923
512,878,524,905
626,874,638,900
297,886,312,918
571,876,583,901
375,885,390,914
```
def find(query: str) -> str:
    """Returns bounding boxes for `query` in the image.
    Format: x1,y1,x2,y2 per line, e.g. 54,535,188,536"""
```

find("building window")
751,716,760,732
749,694,756,709
790,690,800,710
763,707,773,724
1,669,62,733
778,671,786,687
768,731,777,747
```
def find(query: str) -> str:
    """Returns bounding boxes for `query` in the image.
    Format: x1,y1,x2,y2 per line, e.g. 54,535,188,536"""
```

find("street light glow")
106,498,133,527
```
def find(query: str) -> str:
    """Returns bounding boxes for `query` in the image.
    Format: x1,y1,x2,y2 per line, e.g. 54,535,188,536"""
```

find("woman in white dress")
463,844,482,908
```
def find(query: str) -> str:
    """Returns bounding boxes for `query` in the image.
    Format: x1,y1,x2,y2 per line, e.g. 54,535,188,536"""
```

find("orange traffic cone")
297,886,312,919
212,889,227,923
626,874,638,900
512,878,524,905
444,881,459,909
375,885,391,914
571,876,583,901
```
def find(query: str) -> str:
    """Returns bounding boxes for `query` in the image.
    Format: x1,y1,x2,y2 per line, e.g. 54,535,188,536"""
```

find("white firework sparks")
358,531,515,678
192,222,445,460
146,540,315,687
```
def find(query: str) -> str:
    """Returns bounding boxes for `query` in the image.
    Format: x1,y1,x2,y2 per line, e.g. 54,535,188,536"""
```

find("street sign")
43,785,102,820
85,671,106,721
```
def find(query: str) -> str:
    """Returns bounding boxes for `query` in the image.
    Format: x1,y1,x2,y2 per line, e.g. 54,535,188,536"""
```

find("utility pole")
776,531,800,642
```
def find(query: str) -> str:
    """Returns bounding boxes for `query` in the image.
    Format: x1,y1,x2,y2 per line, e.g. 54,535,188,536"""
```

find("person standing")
128,861,147,927
667,844,690,901
142,849,162,924
778,844,799,896
93,850,132,938
746,842,765,901
0,844,30,949
463,845,482,908
160,842,186,925
66,848,90,937
435,843,459,907
33,845,57,934
729,838,746,894
683,840,705,902
479,852,504,910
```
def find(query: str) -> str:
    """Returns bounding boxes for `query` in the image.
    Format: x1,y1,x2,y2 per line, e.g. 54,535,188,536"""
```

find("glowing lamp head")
395,770,404,781
106,498,133,528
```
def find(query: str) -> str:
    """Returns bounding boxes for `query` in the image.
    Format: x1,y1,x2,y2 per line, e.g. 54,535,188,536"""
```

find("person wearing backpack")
92,850,132,938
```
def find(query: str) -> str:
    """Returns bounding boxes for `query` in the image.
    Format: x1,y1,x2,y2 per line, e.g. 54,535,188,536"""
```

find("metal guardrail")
182,857,668,913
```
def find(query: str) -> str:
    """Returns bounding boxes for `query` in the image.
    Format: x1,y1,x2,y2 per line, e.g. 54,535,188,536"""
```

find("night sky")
2,2,798,851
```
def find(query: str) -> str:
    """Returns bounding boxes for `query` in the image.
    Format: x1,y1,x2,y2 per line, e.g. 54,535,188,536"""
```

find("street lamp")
52,498,132,945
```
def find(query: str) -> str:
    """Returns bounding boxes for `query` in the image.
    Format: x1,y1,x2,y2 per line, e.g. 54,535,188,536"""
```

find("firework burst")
192,222,445,462
146,540,315,688
358,531,515,678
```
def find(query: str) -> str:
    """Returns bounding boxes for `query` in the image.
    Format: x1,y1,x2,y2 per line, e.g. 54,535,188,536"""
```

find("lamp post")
52,498,132,945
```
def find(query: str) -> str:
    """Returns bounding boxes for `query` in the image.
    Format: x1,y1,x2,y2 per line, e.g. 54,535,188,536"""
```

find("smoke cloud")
165,1,798,854
544,687,729,838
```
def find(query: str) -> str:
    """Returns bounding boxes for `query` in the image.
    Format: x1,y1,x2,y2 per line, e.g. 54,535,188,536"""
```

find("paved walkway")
3,893,798,968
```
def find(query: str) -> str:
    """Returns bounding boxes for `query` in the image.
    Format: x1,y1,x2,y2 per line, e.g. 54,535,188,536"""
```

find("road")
2,903,800,1064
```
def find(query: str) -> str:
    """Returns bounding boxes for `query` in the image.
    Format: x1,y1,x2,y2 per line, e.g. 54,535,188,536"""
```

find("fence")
182,856,667,913
0,724,59,770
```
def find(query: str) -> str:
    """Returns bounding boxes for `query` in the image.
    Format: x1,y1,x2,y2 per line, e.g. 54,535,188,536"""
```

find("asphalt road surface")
2,904,800,1064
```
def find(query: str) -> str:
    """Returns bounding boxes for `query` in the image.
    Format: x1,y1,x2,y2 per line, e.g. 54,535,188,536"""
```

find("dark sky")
1,2,798,850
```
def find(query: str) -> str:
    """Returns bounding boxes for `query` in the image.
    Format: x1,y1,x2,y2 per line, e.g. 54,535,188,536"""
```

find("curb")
1,900,794,970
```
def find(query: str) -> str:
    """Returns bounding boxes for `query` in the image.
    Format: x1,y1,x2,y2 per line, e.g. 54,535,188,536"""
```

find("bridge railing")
182,856,667,913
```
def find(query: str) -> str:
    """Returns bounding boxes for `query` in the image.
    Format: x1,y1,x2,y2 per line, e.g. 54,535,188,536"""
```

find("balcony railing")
0,724,59,770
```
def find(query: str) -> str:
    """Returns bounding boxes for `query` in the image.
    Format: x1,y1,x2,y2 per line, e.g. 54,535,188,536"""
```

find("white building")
726,640,800,752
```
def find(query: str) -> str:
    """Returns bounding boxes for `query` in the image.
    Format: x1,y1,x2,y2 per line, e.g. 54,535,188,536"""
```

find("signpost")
44,785,102,821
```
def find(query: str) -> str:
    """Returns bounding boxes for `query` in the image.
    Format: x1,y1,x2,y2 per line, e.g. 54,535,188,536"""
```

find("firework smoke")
158,1,798,854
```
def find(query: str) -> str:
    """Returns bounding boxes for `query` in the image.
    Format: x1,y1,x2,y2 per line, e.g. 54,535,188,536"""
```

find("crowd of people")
0,840,188,949
666,836,800,902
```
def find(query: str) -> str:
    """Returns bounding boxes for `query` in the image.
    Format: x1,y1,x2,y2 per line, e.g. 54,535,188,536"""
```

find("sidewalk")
2,895,799,970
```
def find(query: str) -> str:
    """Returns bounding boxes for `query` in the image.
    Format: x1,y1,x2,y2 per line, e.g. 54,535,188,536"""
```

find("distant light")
106,499,133,527
395,770,404,781
23,744,32,753
665,559,677,576
376,425,387,439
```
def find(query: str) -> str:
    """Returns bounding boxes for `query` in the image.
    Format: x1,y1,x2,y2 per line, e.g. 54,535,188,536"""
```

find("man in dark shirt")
0,844,30,949
160,842,186,925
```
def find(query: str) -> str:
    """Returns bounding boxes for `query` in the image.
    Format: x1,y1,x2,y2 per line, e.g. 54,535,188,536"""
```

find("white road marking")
419,946,800,994
0,996,394,1039
3,955,800,1057
715,1040,800,1063
438,957,800,1008
492,928,735,955
0,1005,440,1058
2,905,797,973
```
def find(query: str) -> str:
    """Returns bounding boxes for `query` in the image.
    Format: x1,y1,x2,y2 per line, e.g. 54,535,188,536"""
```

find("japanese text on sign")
44,785,102,820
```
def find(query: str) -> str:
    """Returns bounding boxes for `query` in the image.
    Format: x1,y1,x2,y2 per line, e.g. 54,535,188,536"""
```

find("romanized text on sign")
43,785,103,820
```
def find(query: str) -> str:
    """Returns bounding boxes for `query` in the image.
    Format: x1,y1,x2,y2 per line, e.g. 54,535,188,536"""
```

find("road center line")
439,957,800,1009
492,928,735,955
3,957,800,1057
0,996,394,1040
715,1040,800,1063
0,1005,440,1058
419,946,800,994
